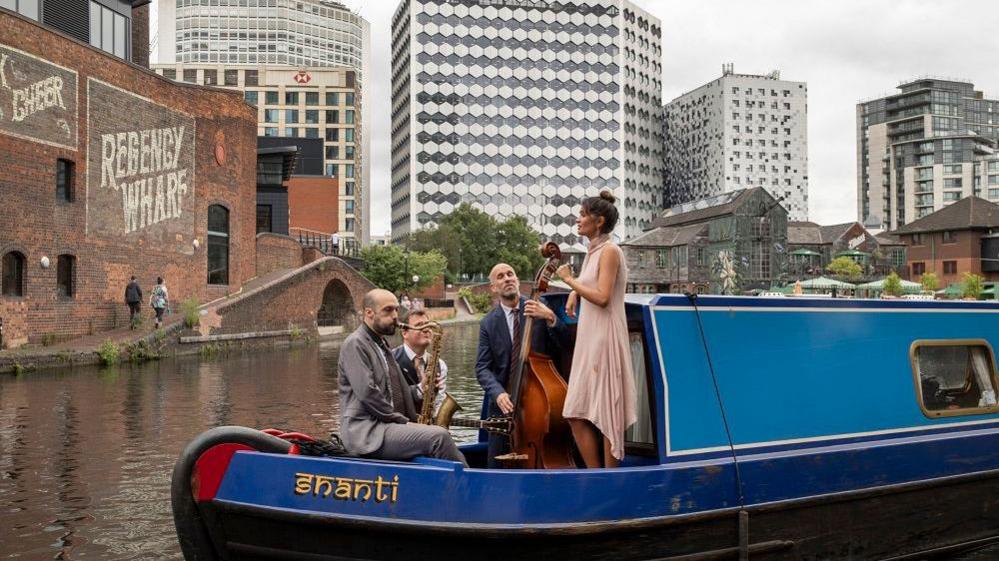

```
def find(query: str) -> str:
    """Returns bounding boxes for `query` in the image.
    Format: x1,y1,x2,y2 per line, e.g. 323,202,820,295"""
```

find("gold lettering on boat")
294,473,313,495
293,472,400,504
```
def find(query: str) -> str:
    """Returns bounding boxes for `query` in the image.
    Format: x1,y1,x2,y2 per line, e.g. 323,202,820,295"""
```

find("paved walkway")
0,268,297,362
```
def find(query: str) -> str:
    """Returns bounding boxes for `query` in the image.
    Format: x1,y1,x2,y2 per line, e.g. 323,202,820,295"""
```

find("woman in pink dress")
556,191,637,468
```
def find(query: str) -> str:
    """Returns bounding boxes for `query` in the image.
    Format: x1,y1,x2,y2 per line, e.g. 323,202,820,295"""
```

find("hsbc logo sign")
293,71,311,84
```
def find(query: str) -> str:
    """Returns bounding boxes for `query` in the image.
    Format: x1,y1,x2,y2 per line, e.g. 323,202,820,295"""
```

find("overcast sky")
307,1,999,236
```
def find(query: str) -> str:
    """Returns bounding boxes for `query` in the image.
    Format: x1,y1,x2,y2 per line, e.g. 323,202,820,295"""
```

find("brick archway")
318,279,353,328
211,257,374,335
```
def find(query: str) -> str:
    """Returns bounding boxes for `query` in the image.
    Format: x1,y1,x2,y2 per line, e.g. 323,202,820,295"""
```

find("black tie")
509,308,522,372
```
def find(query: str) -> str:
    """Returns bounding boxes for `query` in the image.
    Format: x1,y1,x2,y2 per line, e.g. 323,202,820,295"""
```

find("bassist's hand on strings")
524,300,556,326
496,392,514,415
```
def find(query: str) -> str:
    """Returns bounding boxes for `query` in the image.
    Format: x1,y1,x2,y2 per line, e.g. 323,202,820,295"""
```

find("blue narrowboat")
172,294,999,560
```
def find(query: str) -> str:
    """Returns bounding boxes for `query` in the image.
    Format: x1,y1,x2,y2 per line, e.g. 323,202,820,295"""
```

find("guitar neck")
450,418,489,429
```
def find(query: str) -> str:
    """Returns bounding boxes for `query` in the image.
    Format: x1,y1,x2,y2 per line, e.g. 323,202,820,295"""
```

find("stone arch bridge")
201,256,375,337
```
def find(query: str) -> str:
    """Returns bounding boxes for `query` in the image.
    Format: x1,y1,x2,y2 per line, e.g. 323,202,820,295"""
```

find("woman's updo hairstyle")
581,190,619,234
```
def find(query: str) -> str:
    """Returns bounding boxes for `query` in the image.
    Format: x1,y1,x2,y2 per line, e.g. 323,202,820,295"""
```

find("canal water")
1,321,996,560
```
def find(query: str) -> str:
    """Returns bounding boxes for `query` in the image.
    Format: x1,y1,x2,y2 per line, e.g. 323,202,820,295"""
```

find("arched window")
2,251,26,297
57,254,76,297
207,205,229,285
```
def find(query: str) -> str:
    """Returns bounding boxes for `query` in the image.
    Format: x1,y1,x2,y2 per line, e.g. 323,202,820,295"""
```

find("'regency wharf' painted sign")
87,78,196,243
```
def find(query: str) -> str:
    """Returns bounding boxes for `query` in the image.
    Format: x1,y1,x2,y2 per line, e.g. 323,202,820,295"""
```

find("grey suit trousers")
371,423,467,466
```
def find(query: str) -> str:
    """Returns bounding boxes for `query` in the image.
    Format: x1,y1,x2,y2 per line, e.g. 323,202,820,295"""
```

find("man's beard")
374,321,397,336
501,286,519,299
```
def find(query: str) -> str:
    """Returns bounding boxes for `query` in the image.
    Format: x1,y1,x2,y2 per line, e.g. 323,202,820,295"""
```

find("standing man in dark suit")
475,262,569,467
338,288,465,465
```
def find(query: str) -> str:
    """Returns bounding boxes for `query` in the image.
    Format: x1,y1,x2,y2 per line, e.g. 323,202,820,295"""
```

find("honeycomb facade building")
390,0,664,248
664,65,809,222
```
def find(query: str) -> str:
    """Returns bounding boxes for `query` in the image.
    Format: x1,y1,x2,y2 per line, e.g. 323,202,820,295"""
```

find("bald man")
337,288,466,465
475,263,570,467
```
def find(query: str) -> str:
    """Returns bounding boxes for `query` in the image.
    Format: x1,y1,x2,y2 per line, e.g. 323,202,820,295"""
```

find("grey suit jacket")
338,324,417,456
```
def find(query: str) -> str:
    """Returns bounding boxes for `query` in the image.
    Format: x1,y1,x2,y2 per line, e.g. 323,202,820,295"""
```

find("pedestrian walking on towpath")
124,276,143,329
150,277,169,329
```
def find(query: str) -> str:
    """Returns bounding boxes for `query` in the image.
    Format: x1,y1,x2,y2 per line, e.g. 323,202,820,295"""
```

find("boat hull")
187,466,999,561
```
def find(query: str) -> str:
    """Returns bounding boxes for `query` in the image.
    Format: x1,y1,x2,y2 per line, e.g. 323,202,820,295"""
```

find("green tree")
962,272,985,299
826,256,863,279
495,215,543,279
360,245,446,294
408,203,548,281
883,271,903,297
920,272,940,292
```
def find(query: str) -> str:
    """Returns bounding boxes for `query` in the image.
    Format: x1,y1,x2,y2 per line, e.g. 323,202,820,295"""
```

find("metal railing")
290,227,360,258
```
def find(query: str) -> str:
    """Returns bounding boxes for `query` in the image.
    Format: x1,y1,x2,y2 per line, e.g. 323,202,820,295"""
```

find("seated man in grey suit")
338,288,466,465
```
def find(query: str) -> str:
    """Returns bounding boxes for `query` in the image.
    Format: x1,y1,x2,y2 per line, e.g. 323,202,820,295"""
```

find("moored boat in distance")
172,294,999,561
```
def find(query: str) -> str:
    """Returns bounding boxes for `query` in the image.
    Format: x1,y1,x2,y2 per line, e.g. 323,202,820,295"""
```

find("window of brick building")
912,262,926,277
56,159,74,202
943,231,957,244
944,261,957,275
256,205,272,234
2,251,26,297
207,205,229,285
57,255,75,297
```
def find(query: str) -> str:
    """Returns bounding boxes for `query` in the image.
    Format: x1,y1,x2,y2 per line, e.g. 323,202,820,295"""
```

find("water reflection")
0,323,483,559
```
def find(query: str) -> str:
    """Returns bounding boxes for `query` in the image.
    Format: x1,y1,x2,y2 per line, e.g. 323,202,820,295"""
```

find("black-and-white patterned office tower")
390,0,664,249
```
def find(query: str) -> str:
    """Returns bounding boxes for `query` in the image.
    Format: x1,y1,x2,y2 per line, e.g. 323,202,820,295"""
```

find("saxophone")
398,320,463,427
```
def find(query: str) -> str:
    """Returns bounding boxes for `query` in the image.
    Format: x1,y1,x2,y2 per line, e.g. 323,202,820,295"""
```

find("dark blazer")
392,346,422,386
475,297,568,411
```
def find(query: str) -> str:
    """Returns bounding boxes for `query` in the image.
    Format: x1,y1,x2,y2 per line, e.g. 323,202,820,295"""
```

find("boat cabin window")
912,341,999,417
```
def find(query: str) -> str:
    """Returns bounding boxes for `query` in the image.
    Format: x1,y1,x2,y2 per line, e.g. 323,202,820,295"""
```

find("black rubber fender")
171,426,293,561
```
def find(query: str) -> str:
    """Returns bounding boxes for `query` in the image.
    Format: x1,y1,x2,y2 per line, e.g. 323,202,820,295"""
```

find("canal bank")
0,313,482,375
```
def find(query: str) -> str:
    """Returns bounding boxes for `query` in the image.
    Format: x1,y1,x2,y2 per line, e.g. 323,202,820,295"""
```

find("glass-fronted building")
155,0,365,71
390,0,664,248
152,63,364,241
857,78,999,231
154,0,370,243
2,0,134,61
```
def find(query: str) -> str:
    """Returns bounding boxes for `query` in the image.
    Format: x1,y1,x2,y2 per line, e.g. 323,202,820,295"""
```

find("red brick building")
0,11,257,348
288,175,340,235
892,197,999,286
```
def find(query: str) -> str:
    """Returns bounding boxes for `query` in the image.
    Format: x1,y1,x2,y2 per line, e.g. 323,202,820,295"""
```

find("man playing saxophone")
392,309,448,418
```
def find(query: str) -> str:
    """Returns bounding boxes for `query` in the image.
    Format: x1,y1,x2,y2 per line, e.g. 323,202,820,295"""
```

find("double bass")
500,242,577,469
